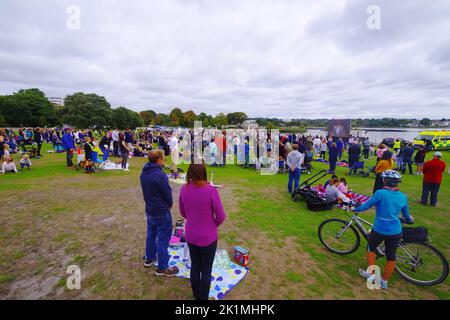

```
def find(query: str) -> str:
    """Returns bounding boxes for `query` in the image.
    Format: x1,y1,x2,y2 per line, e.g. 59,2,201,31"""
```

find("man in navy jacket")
61,128,75,167
140,149,179,277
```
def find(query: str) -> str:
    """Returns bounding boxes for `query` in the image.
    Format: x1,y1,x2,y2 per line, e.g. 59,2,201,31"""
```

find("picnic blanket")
161,244,248,300
312,185,371,208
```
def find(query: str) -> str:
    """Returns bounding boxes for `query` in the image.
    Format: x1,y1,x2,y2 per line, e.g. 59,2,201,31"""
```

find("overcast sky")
1,0,450,119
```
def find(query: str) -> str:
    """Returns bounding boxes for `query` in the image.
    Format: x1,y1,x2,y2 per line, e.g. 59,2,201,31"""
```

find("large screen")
328,119,352,138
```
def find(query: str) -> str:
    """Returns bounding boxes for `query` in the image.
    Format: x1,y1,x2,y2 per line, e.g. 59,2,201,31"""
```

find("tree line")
0,88,442,129
0,88,248,129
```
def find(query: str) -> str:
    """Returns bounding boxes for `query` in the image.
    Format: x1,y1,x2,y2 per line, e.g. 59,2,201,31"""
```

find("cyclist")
354,170,414,289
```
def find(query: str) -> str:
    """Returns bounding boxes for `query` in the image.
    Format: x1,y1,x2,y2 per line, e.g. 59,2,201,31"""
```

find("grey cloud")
0,0,449,118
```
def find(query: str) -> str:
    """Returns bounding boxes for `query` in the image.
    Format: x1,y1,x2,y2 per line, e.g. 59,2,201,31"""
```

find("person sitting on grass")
324,176,349,204
355,170,414,290
1,156,18,174
20,154,32,170
337,177,349,194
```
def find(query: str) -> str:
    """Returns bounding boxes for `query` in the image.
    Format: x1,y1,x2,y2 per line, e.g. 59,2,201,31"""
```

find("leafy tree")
169,108,183,127
0,112,6,126
212,113,228,127
420,118,432,127
112,107,144,129
226,112,248,125
183,110,197,127
155,113,171,126
140,110,157,126
0,88,60,127
63,93,113,128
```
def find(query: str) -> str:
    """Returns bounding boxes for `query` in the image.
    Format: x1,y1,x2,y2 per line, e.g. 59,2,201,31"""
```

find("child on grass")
20,154,32,170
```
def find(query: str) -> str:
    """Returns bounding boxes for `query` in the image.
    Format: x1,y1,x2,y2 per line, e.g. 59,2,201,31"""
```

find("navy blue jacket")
348,144,361,161
62,133,75,150
125,131,133,143
329,146,338,162
140,162,173,217
402,147,415,162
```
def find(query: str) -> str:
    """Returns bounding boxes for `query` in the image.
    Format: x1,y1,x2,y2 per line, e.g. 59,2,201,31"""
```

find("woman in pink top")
179,163,226,300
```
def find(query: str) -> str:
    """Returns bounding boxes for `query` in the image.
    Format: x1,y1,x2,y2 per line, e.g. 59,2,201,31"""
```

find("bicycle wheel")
395,242,449,286
318,219,361,255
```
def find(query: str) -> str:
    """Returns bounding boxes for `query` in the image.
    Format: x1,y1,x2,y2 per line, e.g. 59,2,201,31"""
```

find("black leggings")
368,230,402,261
188,241,217,300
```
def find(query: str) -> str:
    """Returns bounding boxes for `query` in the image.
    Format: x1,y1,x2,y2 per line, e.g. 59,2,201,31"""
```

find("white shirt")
169,136,179,151
112,131,119,142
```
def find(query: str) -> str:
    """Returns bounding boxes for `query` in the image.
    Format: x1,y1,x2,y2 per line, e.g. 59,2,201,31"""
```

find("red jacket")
423,158,446,184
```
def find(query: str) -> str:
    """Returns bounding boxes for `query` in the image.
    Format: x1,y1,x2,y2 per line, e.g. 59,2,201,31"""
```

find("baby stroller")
301,151,313,174
292,170,335,211
349,161,370,177
292,170,328,202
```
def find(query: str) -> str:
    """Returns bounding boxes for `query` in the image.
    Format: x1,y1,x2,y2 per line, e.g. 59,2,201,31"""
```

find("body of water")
304,128,449,144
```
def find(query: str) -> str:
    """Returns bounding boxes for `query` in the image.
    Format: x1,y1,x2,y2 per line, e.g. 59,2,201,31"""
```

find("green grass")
0,143,448,300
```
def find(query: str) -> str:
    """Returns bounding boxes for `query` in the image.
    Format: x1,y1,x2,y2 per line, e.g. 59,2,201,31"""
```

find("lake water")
304,128,449,144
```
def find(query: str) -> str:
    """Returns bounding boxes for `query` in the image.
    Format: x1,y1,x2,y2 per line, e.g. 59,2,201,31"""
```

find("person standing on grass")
362,138,371,160
140,149,179,277
169,133,179,172
112,128,120,157
336,138,344,160
373,151,394,194
286,144,304,194
402,143,415,175
179,163,226,300
414,146,427,175
420,152,446,207
119,133,130,171
356,170,414,290
328,142,338,174
62,128,75,168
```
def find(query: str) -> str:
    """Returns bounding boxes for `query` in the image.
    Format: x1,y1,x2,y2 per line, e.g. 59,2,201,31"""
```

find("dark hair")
381,151,393,160
339,177,347,185
186,164,208,185
119,133,125,142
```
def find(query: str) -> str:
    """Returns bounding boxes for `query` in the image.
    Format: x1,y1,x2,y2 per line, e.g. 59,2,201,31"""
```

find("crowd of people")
1,126,448,295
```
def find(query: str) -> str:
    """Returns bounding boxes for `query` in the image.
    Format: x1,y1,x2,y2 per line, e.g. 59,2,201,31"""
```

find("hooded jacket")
140,162,173,217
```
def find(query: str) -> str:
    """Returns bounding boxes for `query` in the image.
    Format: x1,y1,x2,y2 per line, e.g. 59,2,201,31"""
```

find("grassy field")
0,144,448,300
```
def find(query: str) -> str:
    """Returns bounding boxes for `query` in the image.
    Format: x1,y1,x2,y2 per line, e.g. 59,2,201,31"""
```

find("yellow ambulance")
413,131,450,150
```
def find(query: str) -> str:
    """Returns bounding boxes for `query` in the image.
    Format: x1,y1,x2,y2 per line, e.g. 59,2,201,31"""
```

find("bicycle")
318,201,449,286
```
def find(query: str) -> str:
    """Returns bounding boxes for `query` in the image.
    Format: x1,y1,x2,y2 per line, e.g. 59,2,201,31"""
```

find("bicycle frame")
338,212,419,267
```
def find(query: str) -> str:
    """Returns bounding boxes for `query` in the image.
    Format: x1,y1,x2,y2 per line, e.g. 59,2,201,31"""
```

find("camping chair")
349,161,370,177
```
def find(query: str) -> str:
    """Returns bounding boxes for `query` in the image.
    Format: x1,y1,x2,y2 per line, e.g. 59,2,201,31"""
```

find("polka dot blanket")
157,244,249,300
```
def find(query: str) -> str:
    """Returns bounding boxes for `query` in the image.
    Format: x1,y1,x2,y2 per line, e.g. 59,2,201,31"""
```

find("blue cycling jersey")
354,188,412,235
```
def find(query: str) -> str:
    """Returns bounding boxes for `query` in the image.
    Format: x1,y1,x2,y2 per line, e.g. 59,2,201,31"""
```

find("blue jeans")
288,167,301,193
421,182,440,206
100,146,108,161
145,213,173,270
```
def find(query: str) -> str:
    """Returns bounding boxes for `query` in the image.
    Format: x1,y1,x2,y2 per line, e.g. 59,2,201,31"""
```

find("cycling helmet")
381,170,402,186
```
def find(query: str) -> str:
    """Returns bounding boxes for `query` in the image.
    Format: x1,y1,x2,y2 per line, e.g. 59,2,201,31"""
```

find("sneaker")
155,266,179,277
124,168,130,172
380,279,388,290
144,258,156,268
358,268,376,282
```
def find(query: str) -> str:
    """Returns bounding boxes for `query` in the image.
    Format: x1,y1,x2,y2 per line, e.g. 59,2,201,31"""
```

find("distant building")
242,120,259,129
49,97,64,106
